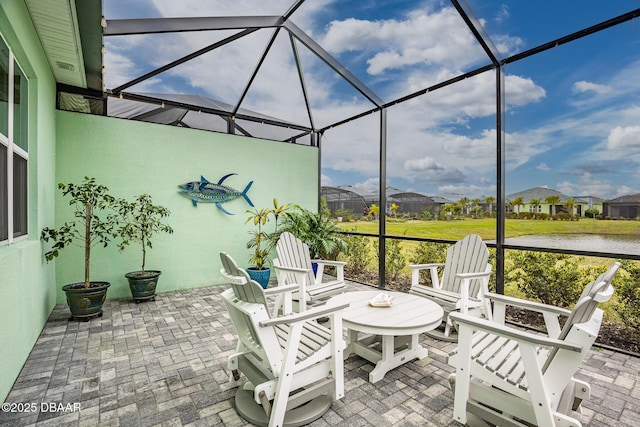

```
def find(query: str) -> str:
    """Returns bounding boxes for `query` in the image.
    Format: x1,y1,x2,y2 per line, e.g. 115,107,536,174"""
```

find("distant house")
386,186,440,216
321,185,449,217
506,187,603,217
321,185,371,217
602,193,640,219
573,195,606,217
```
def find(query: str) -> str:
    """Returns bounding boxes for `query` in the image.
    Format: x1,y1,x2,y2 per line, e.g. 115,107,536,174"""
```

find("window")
0,34,28,244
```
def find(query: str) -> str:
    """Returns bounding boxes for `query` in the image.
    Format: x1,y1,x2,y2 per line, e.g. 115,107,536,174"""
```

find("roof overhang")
25,0,103,91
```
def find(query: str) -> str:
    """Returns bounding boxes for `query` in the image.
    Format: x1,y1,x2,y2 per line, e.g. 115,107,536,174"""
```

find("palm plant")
565,198,576,218
278,205,346,259
485,196,495,216
512,196,524,215
545,195,561,216
529,198,541,218
246,207,272,270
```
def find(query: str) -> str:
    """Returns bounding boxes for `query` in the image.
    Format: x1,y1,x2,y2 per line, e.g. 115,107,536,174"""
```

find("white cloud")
320,7,522,75
573,80,612,95
505,75,547,106
494,4,510,24
556,172,638,199
354,177,379,193
405,157,446,172
607,126,640,150
103,47,139,88
536,163,550,171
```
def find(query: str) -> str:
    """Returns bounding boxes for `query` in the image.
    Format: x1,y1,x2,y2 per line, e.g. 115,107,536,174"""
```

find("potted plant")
245,207,272,288
41,177,121,320
278,203,347,274
244,198,290,288
117,193,173,302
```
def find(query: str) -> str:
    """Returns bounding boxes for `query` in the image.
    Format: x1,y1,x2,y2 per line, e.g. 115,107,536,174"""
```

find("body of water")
494,234,639,256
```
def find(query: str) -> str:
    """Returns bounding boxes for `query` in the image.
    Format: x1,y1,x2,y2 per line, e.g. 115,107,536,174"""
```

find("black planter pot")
125,270,161,302
62,282,110,321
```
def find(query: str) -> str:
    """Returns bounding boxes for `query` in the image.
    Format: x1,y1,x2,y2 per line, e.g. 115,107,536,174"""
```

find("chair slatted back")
441,234,490,297
542,262,619,372
559,262,619,339
276,232,315,287
220,252,267,306
221,289,281,371
220,252,282,370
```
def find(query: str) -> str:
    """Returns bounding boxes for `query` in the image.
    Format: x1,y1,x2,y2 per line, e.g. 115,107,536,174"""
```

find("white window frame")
0,32,28,246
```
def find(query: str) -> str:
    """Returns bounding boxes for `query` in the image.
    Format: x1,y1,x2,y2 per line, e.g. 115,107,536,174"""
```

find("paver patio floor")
1,281,638,426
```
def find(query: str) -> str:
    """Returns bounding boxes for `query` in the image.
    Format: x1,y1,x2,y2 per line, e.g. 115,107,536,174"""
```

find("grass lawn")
337,217,640,241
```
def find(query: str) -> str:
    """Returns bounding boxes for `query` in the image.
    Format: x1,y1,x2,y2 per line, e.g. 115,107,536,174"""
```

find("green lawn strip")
338,218,640,240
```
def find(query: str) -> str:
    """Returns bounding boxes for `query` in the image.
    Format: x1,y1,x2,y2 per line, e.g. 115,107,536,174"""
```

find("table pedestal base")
347,331,429,383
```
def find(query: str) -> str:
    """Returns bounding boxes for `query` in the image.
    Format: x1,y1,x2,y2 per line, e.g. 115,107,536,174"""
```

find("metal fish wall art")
178,173,254,215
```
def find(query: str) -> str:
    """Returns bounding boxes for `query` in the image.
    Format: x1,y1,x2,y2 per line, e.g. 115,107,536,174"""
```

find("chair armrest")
485,292,570,337
455,267,492,315
220,268,246,285
311,259,347,267
408,263,445,270
312,259,346,282
260,302,350,327
408,263,444,287
449,312,582,352
273,265,311,276
263,283,301,297
486,292,571,316
456,271,492,280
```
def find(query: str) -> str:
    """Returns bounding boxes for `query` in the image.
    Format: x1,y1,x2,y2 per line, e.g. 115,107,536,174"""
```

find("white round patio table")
328,290,444,383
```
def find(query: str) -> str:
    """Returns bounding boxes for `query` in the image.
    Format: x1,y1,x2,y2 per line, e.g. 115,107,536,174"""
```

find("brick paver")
1,282,637,426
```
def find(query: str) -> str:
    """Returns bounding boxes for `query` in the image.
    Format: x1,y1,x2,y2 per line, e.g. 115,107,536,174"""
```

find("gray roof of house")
506,186,569,202
606,193,640,203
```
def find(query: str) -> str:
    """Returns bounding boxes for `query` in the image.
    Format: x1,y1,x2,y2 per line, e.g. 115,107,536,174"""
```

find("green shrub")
421,210,434,220
505,251,597,307
335,208,354,222
408,240,448,285
584,208,599,218
343,232,371,272
613,260,640,329
374,238,406,283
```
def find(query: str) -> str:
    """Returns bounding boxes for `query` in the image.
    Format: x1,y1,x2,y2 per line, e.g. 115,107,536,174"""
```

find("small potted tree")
117,193,173,302
41,177,121,320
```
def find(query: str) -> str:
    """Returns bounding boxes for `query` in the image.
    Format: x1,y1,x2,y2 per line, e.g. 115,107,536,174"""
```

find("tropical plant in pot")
117,193,173,302
277,202,347,275
245,207,272,288
245,198,289,288
41,177,121,320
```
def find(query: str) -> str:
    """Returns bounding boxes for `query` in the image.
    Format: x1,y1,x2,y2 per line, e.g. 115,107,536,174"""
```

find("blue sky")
103,1,640,201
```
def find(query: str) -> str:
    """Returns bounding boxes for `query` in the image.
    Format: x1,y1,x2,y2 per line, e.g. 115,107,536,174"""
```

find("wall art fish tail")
178,173,254,215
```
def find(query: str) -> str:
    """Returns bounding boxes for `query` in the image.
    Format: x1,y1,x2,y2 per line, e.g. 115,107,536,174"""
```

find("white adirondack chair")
273,231,347,311
220,250,300,318
219,252,348,427
408,234,492,339
448,262,620,427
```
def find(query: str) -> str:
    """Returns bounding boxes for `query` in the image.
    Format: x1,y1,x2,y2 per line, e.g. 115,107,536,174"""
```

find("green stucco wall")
0,0,58,402
54,112,319,302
